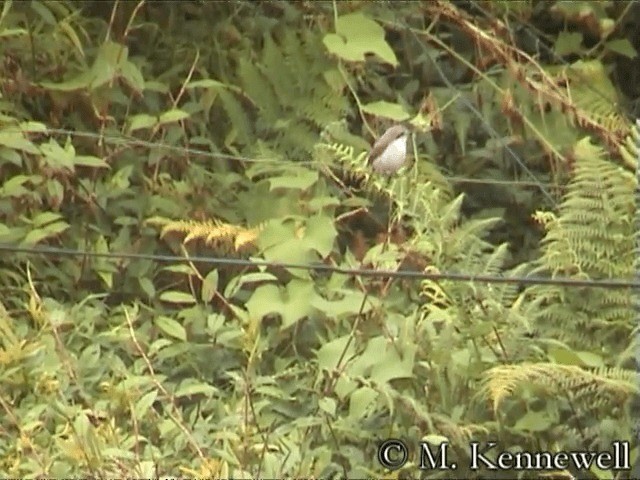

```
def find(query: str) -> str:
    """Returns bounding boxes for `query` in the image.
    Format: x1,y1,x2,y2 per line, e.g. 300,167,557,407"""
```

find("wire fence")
0,2,637,295
1,243,638,290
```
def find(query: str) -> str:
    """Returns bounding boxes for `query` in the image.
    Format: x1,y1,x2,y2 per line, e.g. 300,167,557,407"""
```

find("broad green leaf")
187,79,228,89
32,211,63,227
161,264,193,275
318,397,336,416
316,334,354,371
46,179,64,205
0,146,22,165
349,387,376,419
349,336,417,384
31,0,56,25
74,155,110,168
574,350,605,368
99,448,136,460
305,214,337,257
323,12,398,66
148,338,172,356
134,390,158,420
90,41,128,89
1,175,31,196
0,28,28,38
246,279,316,329
0,130,39,154
155,316,187,341
361,101,410,121
605,39,637,59
547,345,582,365
311,290,374,318
40,70,93,91
267,169,318,191
159,291,196,304
21,221,69,245
158,109,190,125
139,277,156,298
554,31,583,56
121,60,145,93
371,345,417,383
18,121,47,133
127,114,157,132
40,139,75,170
175,380,218,398
223,271,277,298
59,19,84,59
201,269,219,303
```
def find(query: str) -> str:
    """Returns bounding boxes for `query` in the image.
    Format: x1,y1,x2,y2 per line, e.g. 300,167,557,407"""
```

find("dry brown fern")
146,216,262,254
481,363,638,415
425,0,631,160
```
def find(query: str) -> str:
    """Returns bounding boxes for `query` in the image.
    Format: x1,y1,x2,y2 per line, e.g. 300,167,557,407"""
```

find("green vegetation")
0,1,638,478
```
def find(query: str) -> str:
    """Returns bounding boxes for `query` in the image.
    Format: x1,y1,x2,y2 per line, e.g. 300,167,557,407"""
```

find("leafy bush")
0,1,637,478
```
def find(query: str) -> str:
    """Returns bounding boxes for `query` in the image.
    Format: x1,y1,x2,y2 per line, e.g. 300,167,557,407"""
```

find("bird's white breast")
372,135,408,175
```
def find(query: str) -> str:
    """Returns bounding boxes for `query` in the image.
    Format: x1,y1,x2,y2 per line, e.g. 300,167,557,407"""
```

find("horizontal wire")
1,243,638,289
7,126,563,190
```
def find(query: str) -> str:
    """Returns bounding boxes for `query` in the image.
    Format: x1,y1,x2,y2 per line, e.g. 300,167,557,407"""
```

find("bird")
367,124,409,175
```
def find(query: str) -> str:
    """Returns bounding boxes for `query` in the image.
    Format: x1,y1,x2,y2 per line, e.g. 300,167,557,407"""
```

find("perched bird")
367,124,409,175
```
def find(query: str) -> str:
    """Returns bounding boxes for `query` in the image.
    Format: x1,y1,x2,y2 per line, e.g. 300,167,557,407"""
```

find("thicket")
0,1,639,478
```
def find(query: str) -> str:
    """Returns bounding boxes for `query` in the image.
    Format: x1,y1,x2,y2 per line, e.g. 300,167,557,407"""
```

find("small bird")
367,124,409,175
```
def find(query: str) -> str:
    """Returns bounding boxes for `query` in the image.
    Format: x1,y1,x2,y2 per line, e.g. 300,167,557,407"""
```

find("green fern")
227,29,348,160
526,137,635,349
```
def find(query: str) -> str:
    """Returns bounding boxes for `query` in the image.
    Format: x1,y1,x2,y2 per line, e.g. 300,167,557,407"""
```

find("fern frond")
481,363,638,414
526,137,635,347
147,216,261,253
562,60,630,140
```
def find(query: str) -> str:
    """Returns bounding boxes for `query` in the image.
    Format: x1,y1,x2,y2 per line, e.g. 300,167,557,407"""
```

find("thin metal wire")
0,243,637,289
1,5,633,292
6,126,564,190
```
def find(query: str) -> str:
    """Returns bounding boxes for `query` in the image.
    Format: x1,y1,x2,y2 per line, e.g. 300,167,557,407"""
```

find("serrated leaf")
155,316,187,341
